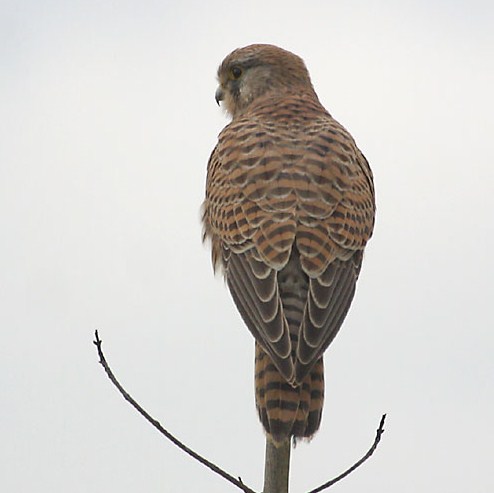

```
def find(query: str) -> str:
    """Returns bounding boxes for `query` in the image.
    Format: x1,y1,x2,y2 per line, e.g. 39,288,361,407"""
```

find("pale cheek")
239,86,254,106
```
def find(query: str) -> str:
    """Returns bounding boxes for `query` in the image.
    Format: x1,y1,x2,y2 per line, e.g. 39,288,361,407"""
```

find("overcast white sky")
1,1,493,492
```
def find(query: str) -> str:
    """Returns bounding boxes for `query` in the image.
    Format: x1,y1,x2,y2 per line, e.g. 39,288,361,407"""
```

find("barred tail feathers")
255,343,324,443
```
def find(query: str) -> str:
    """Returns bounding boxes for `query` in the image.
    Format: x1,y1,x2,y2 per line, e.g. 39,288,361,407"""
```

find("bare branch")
263,438,291,493
94,330,385,493
93,330,257,493
306,414,386,493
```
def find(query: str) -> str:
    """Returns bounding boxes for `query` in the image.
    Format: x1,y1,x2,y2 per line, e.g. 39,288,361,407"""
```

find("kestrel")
202,44,375,444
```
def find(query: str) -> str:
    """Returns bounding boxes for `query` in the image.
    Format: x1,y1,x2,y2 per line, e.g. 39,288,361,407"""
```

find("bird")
202,44,375,444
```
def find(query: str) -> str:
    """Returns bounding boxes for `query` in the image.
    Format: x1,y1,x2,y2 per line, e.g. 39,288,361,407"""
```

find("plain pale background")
1,1,493,492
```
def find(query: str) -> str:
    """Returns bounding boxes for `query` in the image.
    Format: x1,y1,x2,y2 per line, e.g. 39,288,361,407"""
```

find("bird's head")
215,44,315,118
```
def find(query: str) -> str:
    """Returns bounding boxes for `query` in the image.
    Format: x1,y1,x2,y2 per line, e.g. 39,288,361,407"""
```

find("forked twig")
93,330,385,492
93,330,256,493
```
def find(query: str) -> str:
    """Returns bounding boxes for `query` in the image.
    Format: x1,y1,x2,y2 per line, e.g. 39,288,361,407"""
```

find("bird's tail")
254,343,324,444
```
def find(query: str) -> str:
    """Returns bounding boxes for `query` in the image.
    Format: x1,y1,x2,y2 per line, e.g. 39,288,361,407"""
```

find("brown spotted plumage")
202,44,375,444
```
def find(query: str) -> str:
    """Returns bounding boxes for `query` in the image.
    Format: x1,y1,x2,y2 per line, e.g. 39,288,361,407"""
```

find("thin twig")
93,330,257,493
94,330,386,493
306,414,387,493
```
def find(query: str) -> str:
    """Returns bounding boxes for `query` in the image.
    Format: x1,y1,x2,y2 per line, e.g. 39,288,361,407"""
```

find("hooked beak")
215,86,224,106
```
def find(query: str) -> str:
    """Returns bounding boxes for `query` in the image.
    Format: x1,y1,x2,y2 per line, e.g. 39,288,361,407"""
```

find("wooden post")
263,438,291,493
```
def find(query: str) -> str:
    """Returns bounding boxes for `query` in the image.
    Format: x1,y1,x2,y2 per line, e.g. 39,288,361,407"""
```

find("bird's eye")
230,66,243,80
